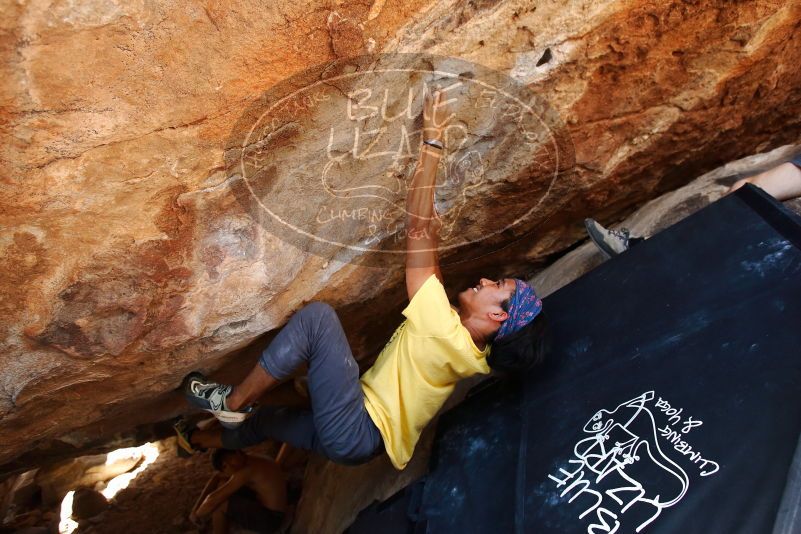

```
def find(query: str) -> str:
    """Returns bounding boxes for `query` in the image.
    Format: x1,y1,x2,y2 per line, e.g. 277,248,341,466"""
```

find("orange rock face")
1,0,800,473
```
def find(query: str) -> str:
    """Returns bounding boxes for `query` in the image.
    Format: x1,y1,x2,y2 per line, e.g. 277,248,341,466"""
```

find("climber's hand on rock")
422,87,452,143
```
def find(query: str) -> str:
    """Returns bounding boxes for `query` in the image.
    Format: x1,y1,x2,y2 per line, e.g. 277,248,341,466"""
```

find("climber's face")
458,278,514,323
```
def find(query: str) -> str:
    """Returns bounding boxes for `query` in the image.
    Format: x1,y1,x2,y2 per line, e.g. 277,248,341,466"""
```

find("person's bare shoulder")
248,455,282,476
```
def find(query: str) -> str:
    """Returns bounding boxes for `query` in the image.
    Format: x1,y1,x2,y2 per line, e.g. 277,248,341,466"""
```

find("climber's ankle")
225,388,246,411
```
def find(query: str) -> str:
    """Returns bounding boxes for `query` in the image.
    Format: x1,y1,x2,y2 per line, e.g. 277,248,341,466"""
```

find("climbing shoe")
173,418,203,457
584,218,635,258
181,372,252,428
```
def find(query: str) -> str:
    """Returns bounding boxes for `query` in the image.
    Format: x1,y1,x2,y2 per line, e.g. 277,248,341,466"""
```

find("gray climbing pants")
221,302,383,465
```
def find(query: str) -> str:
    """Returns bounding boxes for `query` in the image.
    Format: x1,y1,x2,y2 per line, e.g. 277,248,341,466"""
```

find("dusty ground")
78,439,214,534
76,436,303,534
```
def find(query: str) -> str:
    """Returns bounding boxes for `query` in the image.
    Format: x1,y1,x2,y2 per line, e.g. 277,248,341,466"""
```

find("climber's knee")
299,301,336,322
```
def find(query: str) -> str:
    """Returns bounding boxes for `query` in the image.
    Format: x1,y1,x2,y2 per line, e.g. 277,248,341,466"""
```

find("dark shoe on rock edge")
584,218,633,258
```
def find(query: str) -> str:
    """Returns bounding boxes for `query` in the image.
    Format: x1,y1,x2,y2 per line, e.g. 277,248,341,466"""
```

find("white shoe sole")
206,408,250,429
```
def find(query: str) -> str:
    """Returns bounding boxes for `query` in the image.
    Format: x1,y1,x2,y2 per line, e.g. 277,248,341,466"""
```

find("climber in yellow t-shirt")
178,88,547,470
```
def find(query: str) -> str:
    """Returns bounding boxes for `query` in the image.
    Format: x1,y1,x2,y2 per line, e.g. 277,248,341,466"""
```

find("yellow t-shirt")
360,274,491,470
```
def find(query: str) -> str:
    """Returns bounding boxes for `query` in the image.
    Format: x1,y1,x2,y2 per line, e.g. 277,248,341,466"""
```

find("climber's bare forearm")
192,473,222,515
406,145,443,299
196,471,248,517
407,146,440,230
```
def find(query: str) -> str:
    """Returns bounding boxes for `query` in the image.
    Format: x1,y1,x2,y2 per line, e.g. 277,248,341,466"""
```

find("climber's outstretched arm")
405,89,449,300
405,143,443,299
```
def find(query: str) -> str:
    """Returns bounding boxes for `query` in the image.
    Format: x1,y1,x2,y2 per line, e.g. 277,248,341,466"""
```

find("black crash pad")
350,184,801,533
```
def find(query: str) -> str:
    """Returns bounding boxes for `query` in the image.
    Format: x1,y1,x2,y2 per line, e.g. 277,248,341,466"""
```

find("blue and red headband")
495,278,543,342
